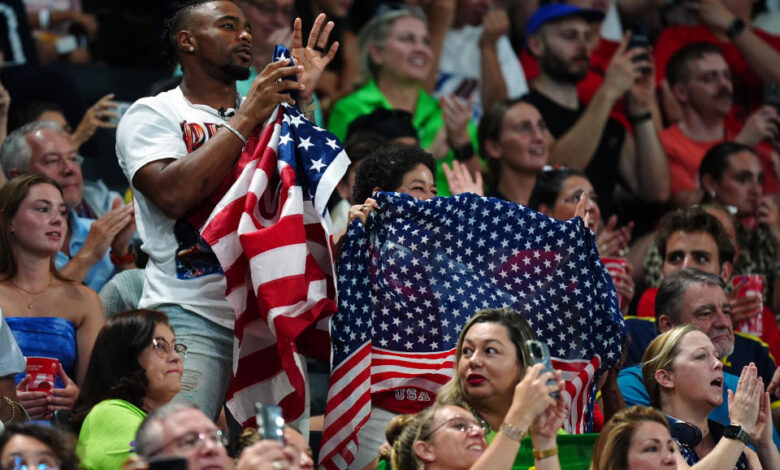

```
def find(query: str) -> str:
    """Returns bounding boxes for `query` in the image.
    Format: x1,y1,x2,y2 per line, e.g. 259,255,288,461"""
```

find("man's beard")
222,63,251,81
539,52,588,84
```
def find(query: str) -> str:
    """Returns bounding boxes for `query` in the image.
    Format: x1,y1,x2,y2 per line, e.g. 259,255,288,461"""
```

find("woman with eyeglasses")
528,168,635,315
70,309,185,470
0,423,79,470
431,308,566,470
0,174,104,421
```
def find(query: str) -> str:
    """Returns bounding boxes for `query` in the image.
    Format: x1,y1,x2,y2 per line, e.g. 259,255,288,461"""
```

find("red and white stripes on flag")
199,104,348,426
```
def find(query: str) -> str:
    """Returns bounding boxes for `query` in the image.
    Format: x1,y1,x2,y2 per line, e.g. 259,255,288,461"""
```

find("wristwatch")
725,17,746,40
723,424,751,444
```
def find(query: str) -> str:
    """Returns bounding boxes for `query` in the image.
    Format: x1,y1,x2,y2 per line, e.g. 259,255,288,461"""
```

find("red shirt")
654,25,780,120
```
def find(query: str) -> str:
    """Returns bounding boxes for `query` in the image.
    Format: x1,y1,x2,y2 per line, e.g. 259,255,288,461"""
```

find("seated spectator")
590,405,679,470
528,167,635,313
642,324,779,469
654,0,780,125
134,401,301,470
661,42,779,208
328,7,478,196
699,142,780,315
234,425,314,470
391,399,563,470
9,99,124,219
0,122,136,292
0,423,79,470
524,3,669,219
330,109,421,229
618,268,780,447
433,308,565,470
434,0,528,121
636,205,780,360
477,98,549,205
71,309,185,470
0,174,103,420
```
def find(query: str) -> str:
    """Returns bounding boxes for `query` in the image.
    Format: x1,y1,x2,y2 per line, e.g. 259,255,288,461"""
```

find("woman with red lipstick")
0,174,104,420
642,324,780,470
434,308,566,470
71,309,185,470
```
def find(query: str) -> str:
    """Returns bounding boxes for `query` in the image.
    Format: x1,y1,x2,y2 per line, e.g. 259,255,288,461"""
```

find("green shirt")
77,399,147,470
328,80,478,197
484,431,599,470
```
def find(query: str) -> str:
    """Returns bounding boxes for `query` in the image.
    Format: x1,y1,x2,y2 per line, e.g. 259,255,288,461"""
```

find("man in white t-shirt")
116,0,335,419
435,0,528,121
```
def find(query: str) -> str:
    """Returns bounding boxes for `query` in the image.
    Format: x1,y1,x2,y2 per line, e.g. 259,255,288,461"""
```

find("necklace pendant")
26,302,32,310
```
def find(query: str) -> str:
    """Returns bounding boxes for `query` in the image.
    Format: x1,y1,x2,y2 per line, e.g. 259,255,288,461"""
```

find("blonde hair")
390,405,440,470
641,324,702,407
436,308,535,408
590,406,670,470
357,6,428,84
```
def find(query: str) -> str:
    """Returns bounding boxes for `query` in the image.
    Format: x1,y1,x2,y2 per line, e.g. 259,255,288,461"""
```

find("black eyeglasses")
151,337,188,359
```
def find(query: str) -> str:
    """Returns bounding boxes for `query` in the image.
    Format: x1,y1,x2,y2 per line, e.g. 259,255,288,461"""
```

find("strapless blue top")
6,316,77,388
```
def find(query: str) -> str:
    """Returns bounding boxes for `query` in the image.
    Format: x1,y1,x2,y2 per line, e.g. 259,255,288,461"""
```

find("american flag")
194,100,349,426
319,192,627,469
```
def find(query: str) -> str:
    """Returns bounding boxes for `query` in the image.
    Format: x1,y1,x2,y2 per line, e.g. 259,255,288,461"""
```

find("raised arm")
132,60,304,219
699,0,780,83
478,9,511,111
548,34,645,170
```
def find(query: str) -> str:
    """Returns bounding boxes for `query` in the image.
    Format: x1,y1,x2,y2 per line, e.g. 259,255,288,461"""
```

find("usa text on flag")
319,192,627,469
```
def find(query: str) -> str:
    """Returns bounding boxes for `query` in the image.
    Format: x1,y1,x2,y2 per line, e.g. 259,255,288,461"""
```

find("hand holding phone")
255,403,286,443
526,340,559,399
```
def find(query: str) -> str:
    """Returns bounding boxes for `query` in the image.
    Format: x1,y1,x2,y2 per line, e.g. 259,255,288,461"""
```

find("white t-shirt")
115,87,239,328
436,26,528,121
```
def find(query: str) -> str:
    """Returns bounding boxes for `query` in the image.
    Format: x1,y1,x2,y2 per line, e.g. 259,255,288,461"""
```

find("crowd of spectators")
1,0,780,469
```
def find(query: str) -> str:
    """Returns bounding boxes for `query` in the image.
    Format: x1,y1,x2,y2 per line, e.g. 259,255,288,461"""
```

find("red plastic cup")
602,257,629,310
26,357,58,394
732,274,764,337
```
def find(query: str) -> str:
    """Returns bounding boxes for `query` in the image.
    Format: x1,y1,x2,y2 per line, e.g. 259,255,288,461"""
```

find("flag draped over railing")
194,102,349,426
319,192,627,469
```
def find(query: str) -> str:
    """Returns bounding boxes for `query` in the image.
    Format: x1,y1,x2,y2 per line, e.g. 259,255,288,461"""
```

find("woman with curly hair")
70,309,186,470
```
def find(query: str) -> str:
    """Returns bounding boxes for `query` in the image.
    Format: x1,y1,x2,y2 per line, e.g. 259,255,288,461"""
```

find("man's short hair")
699,141,757,183
135,401,201,458
665,42,724,88
0,121,67,180
161,0,215,66
654,268,724,333
655,206,735,268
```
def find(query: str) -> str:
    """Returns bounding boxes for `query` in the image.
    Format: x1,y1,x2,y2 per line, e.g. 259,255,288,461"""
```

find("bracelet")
299,101,316,114
220,123,247,146
499,422,526,441
2,396,15,424
110,251,135,266
628,112,652,125
534,446,558,460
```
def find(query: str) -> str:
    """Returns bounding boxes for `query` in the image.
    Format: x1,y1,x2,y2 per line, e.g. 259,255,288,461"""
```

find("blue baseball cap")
526,3,606,36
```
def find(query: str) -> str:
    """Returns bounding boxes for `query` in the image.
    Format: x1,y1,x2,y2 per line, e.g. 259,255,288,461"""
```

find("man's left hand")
290,13,339,107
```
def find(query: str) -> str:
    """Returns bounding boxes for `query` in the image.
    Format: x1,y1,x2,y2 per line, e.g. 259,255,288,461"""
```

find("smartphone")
148,456,188,470
453,78,478,100
627,20,652,76
272,45,300,106
525,340,559,399
765,82,780,111
255,403,286,443
108,101,132,125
